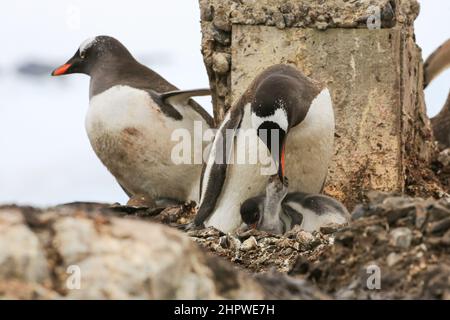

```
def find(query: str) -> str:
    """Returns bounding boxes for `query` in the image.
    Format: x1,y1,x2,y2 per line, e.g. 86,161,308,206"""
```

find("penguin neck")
262,197,283,225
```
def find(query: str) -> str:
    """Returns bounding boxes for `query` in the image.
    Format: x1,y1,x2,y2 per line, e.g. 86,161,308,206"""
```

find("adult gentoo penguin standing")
423,39,450,147
189,64,335,233
52,36,214,206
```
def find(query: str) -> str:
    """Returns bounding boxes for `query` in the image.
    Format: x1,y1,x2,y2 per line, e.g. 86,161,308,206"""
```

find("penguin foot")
109,194,162,216
127,194,157,208
109,204,165,216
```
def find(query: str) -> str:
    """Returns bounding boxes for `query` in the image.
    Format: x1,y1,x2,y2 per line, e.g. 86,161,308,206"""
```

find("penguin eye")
80,51,86,59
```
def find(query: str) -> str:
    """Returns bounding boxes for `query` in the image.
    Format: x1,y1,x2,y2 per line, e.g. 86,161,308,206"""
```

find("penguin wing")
282,202,304,227
160,88,211,105
424,39,450,88
192,109,243,227
160,89,214,127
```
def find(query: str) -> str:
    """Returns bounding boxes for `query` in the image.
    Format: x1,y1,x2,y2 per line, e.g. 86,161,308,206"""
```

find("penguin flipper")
424,39,450,88
282,202,303,227
160,89,214,127
160,88,212,105
193,109,243,227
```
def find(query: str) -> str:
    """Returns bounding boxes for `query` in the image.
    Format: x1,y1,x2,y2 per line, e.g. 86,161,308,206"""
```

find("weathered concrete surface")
199,0,435,208
199,0,420,121
0,204,326,299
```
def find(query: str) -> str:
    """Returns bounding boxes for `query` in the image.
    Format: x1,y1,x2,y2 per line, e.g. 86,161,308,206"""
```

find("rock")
437,148,450,167
0,208,50,285
427,217,450,235
240,236,258,251
295,230,314,244
219,234,241,250
386,252,403,267
212,52,230,74
315,21,328,30
212,28,231,46
428,203,450,222
390,227,413,249
0,205,326,299
213,6,232,32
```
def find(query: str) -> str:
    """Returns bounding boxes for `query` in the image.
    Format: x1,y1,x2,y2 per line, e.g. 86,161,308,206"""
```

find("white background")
0,0,449,206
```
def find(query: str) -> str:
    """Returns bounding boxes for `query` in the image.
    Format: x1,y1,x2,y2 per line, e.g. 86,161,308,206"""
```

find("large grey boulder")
0,204,326,299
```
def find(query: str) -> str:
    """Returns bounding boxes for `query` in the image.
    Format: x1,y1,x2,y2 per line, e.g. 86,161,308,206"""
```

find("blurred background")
0,0,449,206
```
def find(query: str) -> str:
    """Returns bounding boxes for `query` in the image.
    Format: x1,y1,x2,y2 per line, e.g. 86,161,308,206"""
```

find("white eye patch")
79,37,97,56
251,107,289,132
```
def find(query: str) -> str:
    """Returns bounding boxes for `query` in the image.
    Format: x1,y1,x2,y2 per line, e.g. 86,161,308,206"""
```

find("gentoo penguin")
240,176,350,234
51,36,214,206
188,64,335,233
424,39,450,147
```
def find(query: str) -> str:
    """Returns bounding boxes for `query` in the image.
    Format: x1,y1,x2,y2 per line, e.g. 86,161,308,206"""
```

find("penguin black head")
240,197,262,228
51,36,134,77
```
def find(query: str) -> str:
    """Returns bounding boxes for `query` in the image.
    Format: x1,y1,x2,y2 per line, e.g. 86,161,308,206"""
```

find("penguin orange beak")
277,142,286,182
51,63,72,76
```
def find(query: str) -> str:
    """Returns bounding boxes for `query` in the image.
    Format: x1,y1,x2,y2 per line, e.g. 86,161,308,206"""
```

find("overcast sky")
0,0,449,206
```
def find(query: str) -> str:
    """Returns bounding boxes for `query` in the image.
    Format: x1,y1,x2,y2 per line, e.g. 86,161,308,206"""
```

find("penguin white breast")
86,85,205,201
285,88,335,193
204,104,268,232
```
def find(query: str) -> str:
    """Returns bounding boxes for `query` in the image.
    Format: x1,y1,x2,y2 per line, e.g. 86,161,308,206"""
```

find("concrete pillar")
198,0,435,208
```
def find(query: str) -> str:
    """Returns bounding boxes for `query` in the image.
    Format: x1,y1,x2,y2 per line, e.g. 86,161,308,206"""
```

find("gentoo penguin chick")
189,64,335,233
424,39,450,147
240,177,350,234
52,36,214,207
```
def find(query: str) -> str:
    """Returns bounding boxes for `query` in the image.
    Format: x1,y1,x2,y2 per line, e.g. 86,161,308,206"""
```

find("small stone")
427,217,450,235
387,252,402,267
213,14,231,32
336,288,356,300
333,17,343,25
212,29,231,46
315,21,328,30
219,235,228,248
428,203,450,222
283,13,296,27
415,205,428,229
219,234,242,250
441,230,450,246
212,52,230,74
273,12,286,29
200,5,214,21
240,236,258,251
438,148,450,167
279,3,293,14
296,231,315,244
390,227,413,249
